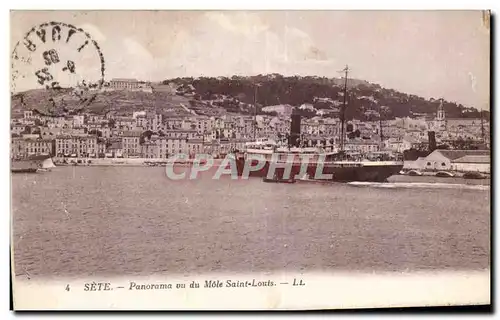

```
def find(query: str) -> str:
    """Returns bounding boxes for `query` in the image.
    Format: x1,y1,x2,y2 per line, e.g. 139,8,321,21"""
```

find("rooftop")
187,138,204,144
109,142,122,150
111,78,139,83
55,135,98,139
166,129,198,133
345,140,379,145
435,149,490,160
122,131,142,137
453,155,490,164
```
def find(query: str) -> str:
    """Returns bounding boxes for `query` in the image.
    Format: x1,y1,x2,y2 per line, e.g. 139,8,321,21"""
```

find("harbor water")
11,166,490,279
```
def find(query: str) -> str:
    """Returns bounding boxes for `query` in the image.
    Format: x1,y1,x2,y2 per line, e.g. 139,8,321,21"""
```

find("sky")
10,10,490,110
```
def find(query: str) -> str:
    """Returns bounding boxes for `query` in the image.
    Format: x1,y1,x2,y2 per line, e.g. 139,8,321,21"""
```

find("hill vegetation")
164,74,488,120
11,74,489,121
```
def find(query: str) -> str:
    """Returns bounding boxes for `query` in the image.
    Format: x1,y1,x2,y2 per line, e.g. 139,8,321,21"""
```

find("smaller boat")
12,168,38,173
463,171,486,179
11,154,53,173
435,171,455,178
263,177,296,184
407,169,423,176
296,173,311,181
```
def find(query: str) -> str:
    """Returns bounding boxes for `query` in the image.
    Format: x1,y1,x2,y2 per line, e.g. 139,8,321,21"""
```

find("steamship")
233,65,404,182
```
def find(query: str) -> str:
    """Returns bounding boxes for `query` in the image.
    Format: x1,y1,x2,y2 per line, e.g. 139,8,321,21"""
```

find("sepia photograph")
9,9,491,310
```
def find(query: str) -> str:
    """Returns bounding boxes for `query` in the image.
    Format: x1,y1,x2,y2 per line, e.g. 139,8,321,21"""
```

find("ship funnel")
428,131,436,152
289,108,301,147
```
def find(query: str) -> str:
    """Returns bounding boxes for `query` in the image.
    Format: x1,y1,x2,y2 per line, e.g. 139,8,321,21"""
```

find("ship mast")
480,109,485,145
340,65,349,152
379,104,384,150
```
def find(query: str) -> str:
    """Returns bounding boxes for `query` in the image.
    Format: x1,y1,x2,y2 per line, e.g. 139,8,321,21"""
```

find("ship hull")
235,158,403,182
11,154,53,173
11,168,38,173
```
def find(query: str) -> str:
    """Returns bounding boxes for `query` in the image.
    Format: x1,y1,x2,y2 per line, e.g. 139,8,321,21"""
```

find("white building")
109,79,153,92
110,78,141,90
404,149,490,173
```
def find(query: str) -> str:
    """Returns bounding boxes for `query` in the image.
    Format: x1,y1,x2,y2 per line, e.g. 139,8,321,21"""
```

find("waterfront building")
97,141,107,157
452,154,490,173
187,138,204,157
165,137,188,156
107,140,123,158
121,131,142,157
404,149,490,173
141,140,160,159
11,137,54,158
55,135,98,157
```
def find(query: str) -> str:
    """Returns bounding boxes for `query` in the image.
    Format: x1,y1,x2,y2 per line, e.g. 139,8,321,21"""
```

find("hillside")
10,88,196,118
11,74,489,121
164,74,489,120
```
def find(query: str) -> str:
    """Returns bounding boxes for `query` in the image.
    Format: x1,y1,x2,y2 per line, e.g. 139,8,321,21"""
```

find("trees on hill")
163,75,486,121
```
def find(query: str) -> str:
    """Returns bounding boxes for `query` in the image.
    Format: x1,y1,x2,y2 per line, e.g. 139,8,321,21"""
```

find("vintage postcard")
10,10,490,310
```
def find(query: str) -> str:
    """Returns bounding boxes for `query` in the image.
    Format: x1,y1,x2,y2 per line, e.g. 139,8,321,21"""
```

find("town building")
164,129,199,139
344,140,380,153
55,135,98,157
187,138,204,156
11,137,54,158
121,131,142,157
404,149,490,173
107,140,123,158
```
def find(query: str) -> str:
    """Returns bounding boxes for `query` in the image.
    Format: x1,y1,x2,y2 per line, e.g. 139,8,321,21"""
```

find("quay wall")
53,157,226,166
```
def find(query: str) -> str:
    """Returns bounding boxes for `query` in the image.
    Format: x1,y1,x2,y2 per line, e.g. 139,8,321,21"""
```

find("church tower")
437,99,445,121
436,98,446,131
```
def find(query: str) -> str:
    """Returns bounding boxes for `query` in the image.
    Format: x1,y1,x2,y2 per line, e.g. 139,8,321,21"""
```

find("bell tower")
437,99,445,121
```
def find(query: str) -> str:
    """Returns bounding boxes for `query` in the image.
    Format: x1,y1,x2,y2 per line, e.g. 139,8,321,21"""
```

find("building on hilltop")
109,78,153,93
110,78,140,90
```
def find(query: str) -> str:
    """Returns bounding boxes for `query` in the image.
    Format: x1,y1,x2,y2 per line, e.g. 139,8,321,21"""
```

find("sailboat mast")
253,84,257,142
340,65,349,151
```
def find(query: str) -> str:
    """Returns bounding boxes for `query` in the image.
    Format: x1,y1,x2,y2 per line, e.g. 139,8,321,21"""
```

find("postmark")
11,21,106,113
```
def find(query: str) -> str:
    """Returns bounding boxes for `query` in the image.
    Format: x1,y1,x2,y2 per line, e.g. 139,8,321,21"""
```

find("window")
441,162,446,167
427,162,431,166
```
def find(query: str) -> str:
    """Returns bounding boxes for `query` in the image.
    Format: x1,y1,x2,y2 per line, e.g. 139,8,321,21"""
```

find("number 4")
65,284,70,291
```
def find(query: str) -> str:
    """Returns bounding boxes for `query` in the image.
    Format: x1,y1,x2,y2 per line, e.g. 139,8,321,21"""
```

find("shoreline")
51,158,491,177
53,158,226,167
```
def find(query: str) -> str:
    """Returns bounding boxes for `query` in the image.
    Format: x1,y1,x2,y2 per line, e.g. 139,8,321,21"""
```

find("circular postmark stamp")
11,21,106,113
